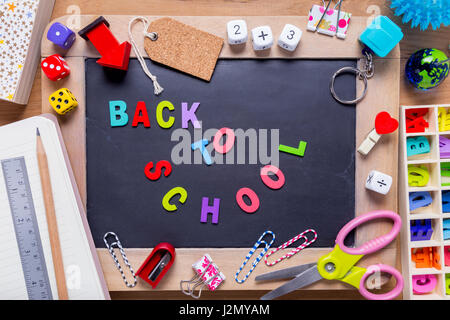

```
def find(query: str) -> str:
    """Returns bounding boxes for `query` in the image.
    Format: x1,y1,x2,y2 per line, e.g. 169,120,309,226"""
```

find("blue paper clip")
235,231,275,284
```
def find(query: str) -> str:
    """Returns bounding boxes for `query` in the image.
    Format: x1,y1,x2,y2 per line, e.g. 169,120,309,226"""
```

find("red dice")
41,54,70,81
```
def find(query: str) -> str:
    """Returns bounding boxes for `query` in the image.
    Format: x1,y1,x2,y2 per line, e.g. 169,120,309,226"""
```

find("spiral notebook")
0,115,109,300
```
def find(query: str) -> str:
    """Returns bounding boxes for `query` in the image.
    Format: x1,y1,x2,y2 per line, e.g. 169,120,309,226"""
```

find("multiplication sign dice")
251,26,273,51
365,170,392,195
49,88,78,115
47,22,76,50
278,24,302,52
41,54,70,81
227,20,248,45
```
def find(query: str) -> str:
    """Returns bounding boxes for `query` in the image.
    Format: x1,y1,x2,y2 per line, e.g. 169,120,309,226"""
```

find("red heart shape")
375,111,399,134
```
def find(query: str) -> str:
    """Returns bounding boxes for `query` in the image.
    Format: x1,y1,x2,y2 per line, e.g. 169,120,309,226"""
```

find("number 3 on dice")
278,24,302,52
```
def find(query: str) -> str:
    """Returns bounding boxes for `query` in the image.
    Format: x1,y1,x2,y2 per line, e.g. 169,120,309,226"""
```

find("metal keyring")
330,66,368,105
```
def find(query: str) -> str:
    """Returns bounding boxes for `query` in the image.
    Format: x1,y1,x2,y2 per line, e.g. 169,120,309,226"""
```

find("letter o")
260,165,285,190
236,187,260,213
213,127,235,154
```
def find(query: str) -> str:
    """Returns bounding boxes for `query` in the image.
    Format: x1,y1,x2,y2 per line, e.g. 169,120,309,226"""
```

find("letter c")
162,187,188,212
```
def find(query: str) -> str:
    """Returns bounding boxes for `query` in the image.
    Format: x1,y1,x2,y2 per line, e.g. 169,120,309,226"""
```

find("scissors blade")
260,265,322,300
255,263,317,282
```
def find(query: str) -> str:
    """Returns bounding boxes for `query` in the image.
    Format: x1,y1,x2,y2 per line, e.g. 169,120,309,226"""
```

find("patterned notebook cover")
0,0,39,102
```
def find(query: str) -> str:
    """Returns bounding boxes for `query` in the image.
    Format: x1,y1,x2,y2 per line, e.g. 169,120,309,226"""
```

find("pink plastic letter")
213,128,235,154
260,165,285,190
236,188,260,213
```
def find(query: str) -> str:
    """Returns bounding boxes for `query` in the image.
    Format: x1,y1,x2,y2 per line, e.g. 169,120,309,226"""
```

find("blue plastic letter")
109,100,129,127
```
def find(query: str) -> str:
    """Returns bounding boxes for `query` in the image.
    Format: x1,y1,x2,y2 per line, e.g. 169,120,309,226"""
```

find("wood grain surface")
2,0,449,300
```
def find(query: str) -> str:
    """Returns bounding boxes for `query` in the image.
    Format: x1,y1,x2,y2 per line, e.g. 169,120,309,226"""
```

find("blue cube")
359,16,403,57
47,22,76,50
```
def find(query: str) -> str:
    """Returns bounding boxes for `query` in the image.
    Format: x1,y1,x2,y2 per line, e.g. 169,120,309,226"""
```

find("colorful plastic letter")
443,219,450,240
410,219,433,241
236,187,260,213
200,197,220,224
412,274,437,294
439,136,450,158
409,192,432,211
191,139,212,165
182,102,201,129
144,160,172,181
407,136,430,157
408,165,429,187
278,140,307,157
156,101,175,129
406,117,429,133
260,165,285,190
443,191,450,213
162,187,187,212
132,101,151,127
109,100,129,127
445,246,450,267
441,275,448,295
213,128,235,154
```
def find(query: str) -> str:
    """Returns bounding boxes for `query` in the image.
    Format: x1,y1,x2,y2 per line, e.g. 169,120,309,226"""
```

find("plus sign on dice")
251,26,273,51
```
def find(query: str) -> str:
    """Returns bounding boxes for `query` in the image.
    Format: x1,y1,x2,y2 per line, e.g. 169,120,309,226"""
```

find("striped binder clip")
180,254,225,299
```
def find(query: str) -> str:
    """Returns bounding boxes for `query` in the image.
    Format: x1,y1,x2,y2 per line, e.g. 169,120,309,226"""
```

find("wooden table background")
1,0,449,299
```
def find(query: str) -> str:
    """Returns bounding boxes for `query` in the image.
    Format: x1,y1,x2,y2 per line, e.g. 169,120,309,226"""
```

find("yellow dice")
49,88,78,115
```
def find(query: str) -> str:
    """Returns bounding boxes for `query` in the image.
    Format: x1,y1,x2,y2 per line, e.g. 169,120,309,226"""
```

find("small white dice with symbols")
365,170,392,195
227,20,248,45
251,26,273,51
278,24,302,52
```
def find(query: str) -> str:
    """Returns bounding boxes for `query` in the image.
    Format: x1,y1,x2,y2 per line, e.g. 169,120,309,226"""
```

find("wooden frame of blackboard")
41,15,400,297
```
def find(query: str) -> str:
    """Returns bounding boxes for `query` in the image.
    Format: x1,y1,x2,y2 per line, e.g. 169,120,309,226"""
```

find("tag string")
128,16,164,95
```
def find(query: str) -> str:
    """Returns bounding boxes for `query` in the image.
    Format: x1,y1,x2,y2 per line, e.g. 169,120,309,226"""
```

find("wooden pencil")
36,128,69,300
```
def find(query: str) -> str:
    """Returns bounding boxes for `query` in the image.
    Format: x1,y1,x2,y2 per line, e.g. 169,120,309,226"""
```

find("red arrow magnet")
78,16,131,71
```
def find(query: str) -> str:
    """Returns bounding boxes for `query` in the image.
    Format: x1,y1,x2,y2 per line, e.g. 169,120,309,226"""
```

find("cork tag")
144,18,224,81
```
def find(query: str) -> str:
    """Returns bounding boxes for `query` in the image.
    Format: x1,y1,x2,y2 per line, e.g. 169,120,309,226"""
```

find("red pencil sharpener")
136,242,176,288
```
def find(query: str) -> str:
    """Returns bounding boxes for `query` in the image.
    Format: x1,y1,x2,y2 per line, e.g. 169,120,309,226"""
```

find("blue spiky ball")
389,0,450,30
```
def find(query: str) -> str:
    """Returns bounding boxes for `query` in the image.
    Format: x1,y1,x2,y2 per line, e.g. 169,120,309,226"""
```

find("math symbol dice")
251,26,273,51
49,88,78,115
41,54,70,81
278,24,302,52
227,20,248,45
365,170,392,195
47,22,76,50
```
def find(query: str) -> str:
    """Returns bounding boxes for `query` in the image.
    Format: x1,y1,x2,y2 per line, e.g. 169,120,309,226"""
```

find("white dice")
365,170,392,195
227,20,248,45
278,24,302,52
251,26,273,50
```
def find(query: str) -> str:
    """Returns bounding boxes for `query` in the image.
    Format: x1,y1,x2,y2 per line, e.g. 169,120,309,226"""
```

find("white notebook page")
0,116,105,300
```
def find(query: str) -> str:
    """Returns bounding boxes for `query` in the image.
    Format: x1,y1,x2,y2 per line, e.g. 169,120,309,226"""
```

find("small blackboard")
86,58,356,248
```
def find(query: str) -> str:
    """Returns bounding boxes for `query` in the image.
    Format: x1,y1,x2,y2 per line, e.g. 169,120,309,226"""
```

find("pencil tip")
36,127,40,136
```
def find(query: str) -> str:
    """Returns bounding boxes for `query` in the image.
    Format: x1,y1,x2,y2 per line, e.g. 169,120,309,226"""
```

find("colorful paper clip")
264,229,318,266
235,231,275,283
103,232,137,288
180,254,225,299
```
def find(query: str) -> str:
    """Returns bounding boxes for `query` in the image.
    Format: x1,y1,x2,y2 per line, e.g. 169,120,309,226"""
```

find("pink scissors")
255,210,404,300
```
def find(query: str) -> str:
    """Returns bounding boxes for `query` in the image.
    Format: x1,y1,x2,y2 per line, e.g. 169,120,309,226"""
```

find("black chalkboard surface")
86,58,356,248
